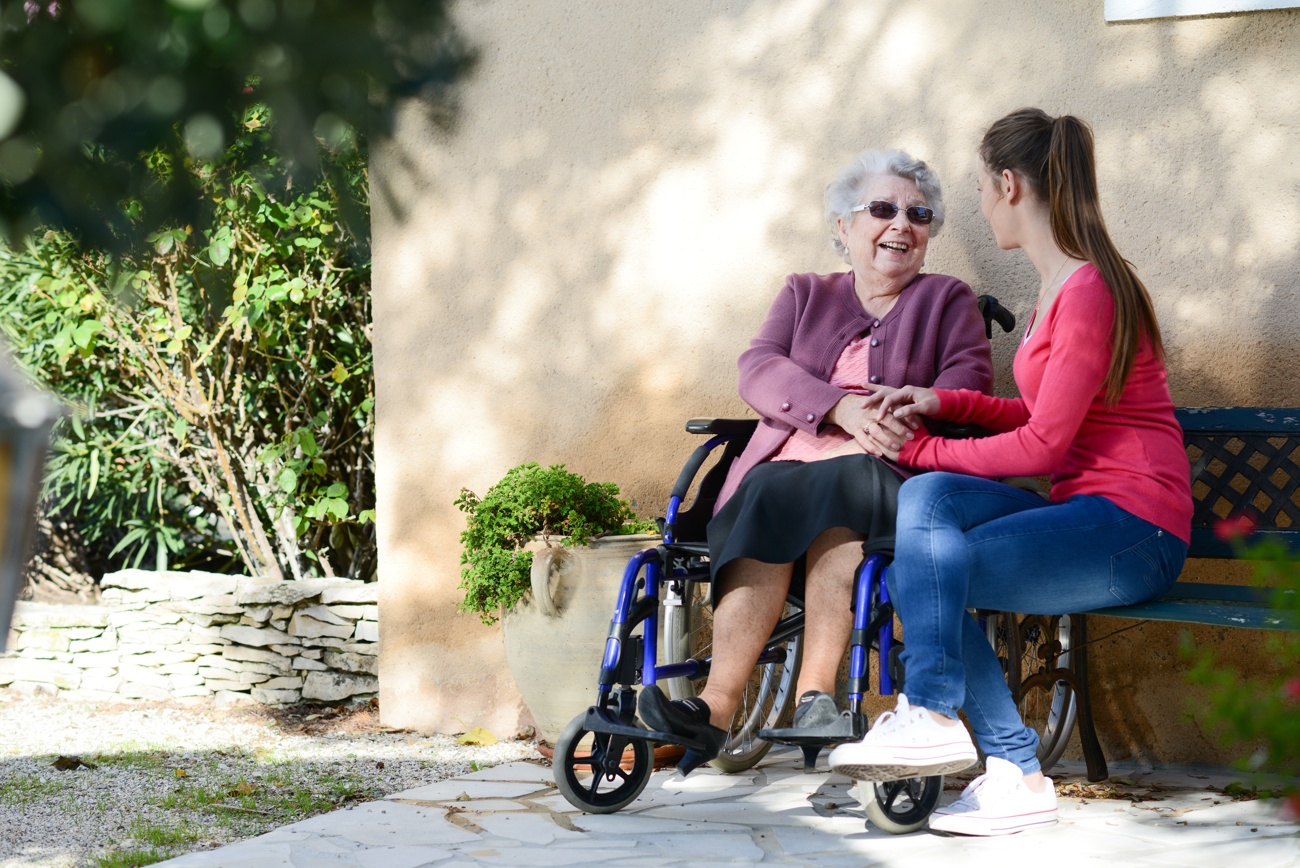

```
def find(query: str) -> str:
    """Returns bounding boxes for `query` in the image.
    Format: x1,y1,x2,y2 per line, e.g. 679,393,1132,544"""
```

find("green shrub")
1184,529,1299,816
455,463,655,624
0,104,375,581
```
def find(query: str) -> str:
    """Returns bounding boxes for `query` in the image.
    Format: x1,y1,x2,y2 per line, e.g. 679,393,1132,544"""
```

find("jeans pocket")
1109,530,1185,605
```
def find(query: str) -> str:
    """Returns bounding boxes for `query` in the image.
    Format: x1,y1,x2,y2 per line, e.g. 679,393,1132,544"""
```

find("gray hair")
824,149,946,261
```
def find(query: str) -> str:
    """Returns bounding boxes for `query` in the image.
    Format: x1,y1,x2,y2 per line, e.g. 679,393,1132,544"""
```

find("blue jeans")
886,472,1188,774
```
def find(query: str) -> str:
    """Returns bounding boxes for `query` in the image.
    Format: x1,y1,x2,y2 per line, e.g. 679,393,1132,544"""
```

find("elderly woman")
639,148,994,772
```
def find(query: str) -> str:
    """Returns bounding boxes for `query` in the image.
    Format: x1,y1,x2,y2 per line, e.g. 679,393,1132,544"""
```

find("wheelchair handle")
976,294,1016,339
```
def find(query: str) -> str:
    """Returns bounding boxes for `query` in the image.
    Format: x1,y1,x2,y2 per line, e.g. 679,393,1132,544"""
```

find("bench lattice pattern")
1181,408,1300,556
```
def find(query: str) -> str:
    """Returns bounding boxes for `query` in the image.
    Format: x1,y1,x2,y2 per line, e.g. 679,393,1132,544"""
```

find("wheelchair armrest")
934,421,990,440
685,418,759,437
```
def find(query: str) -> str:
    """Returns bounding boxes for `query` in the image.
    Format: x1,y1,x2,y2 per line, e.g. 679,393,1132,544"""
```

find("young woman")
826,108,1192,837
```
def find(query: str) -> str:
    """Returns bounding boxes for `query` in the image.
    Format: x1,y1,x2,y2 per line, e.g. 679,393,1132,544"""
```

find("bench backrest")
1177,407,1300,559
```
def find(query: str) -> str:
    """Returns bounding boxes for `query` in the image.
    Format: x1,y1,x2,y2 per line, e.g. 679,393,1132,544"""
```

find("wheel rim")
1019,614,1075,755
985,612,1078,768
560,729,650,809
873,777,936,825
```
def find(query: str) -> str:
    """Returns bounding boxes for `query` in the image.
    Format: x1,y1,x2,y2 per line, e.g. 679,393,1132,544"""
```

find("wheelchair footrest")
757,710,867,746
580,705,710,753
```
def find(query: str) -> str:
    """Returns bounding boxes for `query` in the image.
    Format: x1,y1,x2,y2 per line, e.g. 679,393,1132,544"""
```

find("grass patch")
0,773,67,806
92,749,171,770
126,817,203,848
92,818,204,868
94,848,171,868
151,760,377,831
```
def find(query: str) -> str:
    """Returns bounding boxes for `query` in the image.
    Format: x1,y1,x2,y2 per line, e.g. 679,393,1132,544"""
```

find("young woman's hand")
828,393,916,456
864,384,940,425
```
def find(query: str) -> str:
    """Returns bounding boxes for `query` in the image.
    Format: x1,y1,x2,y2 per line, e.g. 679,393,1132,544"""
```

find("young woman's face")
978,162,1030,251
977,164,1011,249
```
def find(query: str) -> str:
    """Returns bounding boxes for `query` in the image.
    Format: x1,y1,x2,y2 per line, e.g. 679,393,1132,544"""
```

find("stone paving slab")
158,747,1300,867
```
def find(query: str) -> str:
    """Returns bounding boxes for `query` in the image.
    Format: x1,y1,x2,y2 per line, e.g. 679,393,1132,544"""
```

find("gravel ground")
0,693,541,867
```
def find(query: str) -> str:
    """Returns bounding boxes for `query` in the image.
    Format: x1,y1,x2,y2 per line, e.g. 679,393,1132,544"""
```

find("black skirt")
706,454,904,605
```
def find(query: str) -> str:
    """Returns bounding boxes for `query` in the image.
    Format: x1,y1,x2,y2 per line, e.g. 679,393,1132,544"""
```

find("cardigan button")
872,319,881,328
870,338,880,347
869,375,881,384
780,402,791,412
805,413,815,422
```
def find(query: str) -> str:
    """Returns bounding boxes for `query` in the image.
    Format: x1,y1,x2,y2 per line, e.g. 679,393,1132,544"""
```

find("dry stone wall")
0,570,378,705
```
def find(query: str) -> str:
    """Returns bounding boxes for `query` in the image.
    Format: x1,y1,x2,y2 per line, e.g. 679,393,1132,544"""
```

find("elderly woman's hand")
828,393,915,456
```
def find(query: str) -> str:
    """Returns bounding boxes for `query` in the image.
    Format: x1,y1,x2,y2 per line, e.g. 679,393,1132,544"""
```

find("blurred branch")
0,0,474,247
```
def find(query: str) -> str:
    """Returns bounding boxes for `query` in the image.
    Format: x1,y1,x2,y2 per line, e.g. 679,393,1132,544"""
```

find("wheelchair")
549,296,1076,833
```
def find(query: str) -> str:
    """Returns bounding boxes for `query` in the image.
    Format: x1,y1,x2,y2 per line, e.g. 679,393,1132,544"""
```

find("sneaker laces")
952,765,1021,809
866,693,918,738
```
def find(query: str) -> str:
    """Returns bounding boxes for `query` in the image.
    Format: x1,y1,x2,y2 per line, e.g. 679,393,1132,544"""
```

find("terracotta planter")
501,534,659,745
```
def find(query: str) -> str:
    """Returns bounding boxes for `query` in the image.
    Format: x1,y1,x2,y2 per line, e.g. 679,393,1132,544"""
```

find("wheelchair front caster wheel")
857,775,943,834
553,712,653,814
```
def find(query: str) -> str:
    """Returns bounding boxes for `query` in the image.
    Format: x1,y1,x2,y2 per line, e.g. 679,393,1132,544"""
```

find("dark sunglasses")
849,201,936,226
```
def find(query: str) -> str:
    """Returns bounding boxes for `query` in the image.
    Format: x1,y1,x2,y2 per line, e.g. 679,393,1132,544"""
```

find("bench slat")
1084,583,1298,630
1176,406,1300,433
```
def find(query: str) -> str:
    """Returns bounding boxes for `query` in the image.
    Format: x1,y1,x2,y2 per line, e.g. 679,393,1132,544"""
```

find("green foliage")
455,463,655,624
1184,537,1300,812
0,0,473,248
94,849,171,868
0,773,66,806
0,104,376,580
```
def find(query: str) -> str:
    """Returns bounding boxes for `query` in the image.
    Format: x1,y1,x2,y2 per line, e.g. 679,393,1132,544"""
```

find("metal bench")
1060,406,1300,781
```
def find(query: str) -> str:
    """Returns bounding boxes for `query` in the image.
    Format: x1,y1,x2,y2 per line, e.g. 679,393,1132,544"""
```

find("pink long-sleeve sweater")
897,264,1192,544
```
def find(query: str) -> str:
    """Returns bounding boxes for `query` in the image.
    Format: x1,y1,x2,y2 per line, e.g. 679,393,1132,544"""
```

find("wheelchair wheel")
985,612,1078,771
858,775,943,834
553,712,653,814
661,580,801,773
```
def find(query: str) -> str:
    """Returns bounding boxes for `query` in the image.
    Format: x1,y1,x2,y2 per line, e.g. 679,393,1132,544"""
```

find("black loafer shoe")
638,685,727,774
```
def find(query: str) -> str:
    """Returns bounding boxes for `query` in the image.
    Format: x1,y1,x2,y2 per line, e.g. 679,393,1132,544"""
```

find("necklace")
1040,256,1070,300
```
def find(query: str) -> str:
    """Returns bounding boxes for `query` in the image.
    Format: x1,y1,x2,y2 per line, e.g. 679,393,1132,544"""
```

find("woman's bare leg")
796,527,864,698
695,558,792,730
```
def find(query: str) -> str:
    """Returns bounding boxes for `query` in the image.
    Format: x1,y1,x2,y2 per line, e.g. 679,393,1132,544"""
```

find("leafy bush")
1184,524,1300,817
0,104,375,581
0,0,471,248
455,463,655,624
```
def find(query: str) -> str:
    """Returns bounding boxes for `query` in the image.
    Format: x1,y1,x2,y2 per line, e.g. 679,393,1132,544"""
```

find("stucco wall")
371,0,1300,762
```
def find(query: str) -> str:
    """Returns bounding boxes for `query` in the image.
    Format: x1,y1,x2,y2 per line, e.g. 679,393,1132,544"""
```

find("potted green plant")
456,462,658,742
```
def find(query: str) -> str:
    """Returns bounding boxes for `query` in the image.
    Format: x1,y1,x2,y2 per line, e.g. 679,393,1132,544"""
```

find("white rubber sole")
929,808,1059,836
829,755,977,782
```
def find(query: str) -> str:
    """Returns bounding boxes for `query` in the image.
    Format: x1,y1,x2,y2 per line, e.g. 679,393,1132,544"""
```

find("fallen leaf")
376,761,385,770
175,769,187,778
455,727,497,746
52,756,96,771
231,781,256,796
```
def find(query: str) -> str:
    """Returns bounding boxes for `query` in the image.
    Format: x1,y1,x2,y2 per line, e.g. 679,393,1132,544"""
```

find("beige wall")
372,0,1300,762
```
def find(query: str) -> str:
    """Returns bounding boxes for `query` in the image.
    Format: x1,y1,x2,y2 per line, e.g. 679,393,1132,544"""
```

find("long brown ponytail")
980,108,1163,403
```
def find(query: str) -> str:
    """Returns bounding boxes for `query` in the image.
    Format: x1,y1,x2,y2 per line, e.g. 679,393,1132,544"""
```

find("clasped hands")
823,384,939,461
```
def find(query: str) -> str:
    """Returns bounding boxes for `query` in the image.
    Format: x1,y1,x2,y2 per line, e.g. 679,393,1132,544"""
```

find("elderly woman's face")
837,174,931,289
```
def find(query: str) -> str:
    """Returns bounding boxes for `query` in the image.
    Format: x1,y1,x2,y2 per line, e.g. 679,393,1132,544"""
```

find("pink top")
769,334,872,461
897,264,1192,544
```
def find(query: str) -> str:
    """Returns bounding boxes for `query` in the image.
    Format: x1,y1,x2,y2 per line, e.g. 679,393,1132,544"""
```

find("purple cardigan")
715,270,994,509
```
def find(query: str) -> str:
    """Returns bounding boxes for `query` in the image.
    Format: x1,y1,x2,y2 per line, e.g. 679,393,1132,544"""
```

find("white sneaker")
827,694,978,782
928,756,1058,835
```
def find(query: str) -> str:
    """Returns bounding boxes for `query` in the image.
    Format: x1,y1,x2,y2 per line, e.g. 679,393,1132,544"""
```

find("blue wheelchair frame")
553,423,929,822
552,294,1018,824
